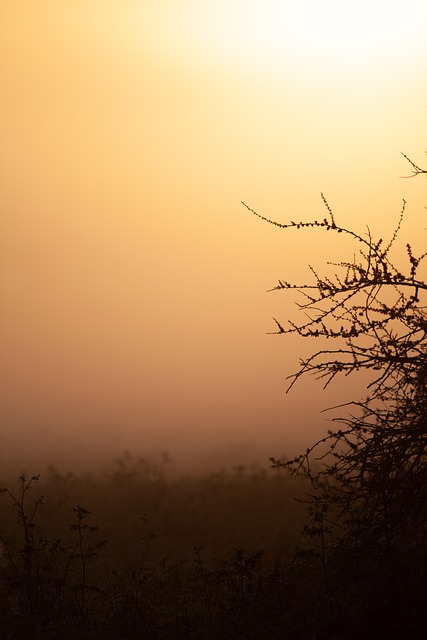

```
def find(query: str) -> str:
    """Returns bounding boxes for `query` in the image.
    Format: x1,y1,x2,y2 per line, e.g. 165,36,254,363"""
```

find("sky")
1,0,426,476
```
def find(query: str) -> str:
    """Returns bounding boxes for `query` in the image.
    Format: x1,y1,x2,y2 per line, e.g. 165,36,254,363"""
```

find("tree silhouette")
243,153,427,556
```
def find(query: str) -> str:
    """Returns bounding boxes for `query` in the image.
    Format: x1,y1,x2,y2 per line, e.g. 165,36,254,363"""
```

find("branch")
400,152,427,178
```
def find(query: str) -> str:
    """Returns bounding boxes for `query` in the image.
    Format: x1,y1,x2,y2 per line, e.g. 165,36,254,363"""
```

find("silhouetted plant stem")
69,505,107,620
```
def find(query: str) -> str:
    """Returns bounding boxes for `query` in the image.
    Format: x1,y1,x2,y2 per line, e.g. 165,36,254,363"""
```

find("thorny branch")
244,152,427,551
241,195,427,400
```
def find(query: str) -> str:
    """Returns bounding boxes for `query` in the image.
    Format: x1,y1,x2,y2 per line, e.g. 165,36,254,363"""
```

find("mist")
1,1,426,480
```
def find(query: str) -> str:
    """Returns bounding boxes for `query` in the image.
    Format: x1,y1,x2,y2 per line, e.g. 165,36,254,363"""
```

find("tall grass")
0,454,424,639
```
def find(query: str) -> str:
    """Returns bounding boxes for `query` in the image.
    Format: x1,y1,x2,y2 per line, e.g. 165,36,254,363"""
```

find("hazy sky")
1,0,426,475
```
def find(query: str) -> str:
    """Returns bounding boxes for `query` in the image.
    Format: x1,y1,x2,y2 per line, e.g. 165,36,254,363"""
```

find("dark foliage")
0,465,313,639
0,464,424,639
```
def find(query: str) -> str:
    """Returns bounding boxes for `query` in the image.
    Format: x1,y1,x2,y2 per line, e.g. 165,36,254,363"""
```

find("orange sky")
1,1,426,475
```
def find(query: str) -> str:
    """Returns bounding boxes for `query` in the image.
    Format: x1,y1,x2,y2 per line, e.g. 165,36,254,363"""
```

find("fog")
1,1,426,479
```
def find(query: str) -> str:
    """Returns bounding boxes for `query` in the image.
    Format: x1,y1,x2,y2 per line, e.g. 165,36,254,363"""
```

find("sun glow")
133,0,427,72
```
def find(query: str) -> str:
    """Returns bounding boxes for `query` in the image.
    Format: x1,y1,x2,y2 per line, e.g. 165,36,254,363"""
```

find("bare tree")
242,153,427,553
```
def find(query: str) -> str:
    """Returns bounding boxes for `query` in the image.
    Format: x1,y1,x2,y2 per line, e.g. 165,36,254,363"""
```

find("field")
0,454,424,639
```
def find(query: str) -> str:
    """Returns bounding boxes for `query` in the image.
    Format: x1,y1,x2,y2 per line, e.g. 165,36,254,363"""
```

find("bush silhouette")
243,151,427,631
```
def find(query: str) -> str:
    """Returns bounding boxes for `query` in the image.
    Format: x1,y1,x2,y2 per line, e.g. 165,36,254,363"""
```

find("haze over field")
1,1,426,475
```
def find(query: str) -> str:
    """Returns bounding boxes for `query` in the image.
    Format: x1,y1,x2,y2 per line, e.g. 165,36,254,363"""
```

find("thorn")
271,317,285,334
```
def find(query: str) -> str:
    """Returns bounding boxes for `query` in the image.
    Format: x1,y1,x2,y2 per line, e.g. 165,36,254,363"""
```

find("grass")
0,453,425,639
